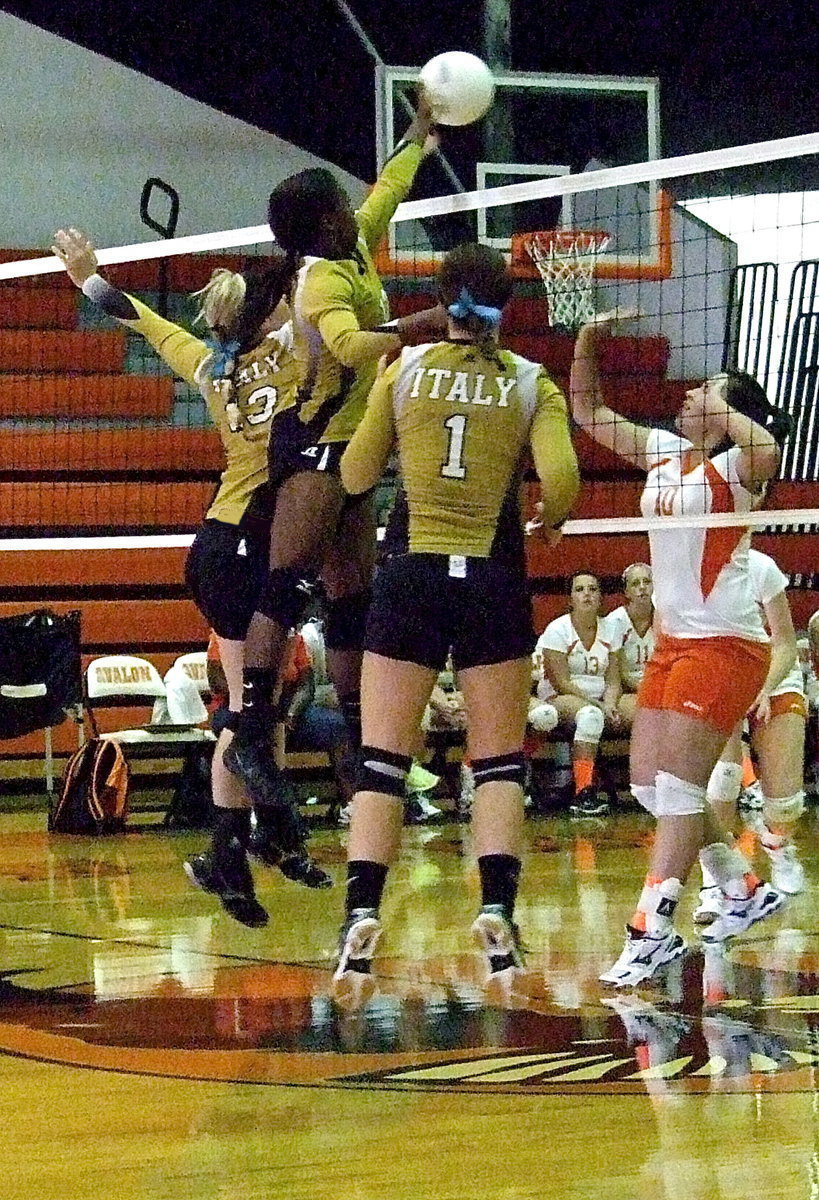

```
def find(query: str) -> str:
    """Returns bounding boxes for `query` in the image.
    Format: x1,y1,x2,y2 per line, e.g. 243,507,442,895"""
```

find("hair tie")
205,335,241,378
447,286,502,329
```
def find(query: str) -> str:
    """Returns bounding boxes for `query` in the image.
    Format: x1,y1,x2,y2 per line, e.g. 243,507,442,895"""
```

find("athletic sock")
742,754,757,789
630,874,682,936
699,841,760,899
572,758,594,794
346,860,388,915
477,854,521,914
211,807,252,857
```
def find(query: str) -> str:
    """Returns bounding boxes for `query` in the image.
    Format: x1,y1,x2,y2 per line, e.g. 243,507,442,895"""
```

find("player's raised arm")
52,227,209,388
528,372,580,531
356,95,438,252
570,309,649,468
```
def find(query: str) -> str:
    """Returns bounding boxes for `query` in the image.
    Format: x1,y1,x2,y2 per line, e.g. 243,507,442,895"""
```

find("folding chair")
85,655,215,819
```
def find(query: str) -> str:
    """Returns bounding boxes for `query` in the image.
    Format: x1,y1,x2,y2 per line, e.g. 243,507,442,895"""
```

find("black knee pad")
471,752,527,789
256,565,313,629
325,590,372,651
357,745,412,797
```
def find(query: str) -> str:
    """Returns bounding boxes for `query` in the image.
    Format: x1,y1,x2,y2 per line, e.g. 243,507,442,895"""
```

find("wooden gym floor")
0,806,818,1199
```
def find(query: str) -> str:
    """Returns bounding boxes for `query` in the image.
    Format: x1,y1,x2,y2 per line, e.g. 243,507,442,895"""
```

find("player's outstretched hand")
525,501,565,545
577,308,642,342
52,228,98,288
405,92,440,156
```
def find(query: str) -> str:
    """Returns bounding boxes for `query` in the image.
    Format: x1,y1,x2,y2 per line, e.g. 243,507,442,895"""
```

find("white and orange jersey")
606,605,655,690
534,613,622,701
641,429,767,643
748,548,803,698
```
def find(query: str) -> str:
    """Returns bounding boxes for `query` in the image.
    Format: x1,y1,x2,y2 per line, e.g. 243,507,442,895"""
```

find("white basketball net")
525,230,611,330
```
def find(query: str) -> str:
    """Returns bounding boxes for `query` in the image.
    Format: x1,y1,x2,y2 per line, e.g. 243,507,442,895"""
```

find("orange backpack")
49,738,129,834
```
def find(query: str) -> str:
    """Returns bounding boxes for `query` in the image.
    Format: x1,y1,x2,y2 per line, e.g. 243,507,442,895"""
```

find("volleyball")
419,51,495,126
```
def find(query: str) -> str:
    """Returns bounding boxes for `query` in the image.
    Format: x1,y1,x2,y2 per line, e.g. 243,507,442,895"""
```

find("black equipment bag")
49,738,130,835
0,609,82,739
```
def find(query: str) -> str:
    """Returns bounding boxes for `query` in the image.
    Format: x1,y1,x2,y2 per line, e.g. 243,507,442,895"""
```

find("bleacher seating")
1,260,818,783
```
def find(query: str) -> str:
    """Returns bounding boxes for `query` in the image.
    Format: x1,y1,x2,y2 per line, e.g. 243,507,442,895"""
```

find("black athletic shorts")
184,520,268,641
268,407,345,485
365,553,535,672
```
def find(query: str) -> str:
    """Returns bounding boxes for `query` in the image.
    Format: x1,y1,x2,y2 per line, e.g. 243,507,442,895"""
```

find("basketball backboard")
375,67,670,281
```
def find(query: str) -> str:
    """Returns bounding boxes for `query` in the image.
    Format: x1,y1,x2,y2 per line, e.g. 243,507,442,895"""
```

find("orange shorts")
749,690,808,729
637,635,771,737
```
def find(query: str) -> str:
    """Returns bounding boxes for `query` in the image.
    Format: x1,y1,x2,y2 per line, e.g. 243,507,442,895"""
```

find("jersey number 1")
441,414,467,479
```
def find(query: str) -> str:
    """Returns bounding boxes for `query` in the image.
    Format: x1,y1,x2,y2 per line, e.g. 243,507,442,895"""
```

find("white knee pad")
763,791,805,825
631,784,658,816
707,761,743,805
574,704,604,744
655,771,706,817
529,702,558,733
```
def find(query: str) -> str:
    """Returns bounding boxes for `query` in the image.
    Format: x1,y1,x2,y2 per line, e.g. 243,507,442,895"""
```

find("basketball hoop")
513,229,611,330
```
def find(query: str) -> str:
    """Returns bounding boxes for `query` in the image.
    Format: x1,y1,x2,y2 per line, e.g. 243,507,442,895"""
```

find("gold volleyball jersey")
341,342,580,556
285,141,424,443
119,297,296,525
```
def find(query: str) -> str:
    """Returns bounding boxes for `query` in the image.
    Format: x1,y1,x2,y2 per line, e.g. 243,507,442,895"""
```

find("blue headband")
205,335,241,378
447,287,502,329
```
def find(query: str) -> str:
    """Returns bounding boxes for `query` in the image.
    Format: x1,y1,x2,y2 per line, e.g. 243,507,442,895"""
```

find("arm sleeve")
339,363,399,494
529,374,581,529
300,261,398,369
117,294,211,388
355,142,424,252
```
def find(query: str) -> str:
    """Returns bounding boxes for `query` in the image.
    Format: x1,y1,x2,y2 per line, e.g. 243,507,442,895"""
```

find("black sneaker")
249,803,308,859
471,904,525,975
278,851,333,889
248,814,332,889
569,786,610,819
183,842,269,928
223,734,288,808
333,908,382,980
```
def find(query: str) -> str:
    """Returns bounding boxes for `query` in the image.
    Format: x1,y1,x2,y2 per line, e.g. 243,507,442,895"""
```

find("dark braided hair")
267,169,348,257
724,369,792,447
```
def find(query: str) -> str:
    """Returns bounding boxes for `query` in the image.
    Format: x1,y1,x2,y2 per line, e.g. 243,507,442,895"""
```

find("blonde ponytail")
192,269,246,338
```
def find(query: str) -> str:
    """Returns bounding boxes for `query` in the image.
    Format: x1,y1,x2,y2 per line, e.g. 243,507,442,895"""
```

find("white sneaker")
701,882,786,943
599,926,687,987
738,781,764,810
761,839,805,894
333,908,382,981
693,885,723,925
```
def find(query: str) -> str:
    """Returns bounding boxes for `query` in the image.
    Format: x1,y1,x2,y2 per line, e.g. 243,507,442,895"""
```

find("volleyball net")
0,130,817,570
